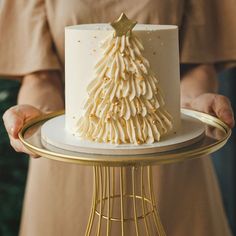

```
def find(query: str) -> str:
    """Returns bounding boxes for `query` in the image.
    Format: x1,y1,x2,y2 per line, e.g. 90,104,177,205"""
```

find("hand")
3,105,42,157
182,93,235,128
2,71,64,157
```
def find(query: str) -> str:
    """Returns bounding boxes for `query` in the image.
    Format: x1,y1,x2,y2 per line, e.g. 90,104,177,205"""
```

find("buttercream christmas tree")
77,13,173,144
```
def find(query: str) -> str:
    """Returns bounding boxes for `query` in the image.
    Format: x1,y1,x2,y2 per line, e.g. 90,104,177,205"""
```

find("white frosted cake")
65,16,180,145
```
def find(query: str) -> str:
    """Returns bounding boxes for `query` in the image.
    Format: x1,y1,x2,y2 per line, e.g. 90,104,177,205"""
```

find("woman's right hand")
2,71,64,157
2,105,42,157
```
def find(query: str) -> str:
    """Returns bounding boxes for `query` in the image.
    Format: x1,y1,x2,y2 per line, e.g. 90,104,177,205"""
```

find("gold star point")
110,13,137,37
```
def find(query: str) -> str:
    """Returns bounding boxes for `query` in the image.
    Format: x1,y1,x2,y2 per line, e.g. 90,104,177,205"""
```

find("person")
0,0,236,235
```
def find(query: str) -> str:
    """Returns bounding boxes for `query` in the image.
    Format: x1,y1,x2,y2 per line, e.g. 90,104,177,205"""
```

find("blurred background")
0,79,28,236
0,68,235,235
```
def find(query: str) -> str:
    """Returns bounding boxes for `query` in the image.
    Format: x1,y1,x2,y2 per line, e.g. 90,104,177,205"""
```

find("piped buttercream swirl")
77,32,173,144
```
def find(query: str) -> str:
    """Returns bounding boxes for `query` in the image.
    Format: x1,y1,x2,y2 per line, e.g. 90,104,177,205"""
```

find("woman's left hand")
182,93,235,128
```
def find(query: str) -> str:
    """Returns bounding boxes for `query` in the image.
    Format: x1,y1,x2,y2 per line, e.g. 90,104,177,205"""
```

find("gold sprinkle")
138,77,144,81
124,70,131,77
106,115,111,121
152,120,156,124
117,140,122,144
103,76,110,81
121,52,125,57
137,140,142,145
152,108,157,112
89,113,96,118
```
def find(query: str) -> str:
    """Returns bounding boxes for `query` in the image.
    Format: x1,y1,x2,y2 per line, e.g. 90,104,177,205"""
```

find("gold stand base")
85,166,166,236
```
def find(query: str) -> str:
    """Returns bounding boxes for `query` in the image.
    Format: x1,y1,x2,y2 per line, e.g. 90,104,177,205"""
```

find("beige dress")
0,0,236,235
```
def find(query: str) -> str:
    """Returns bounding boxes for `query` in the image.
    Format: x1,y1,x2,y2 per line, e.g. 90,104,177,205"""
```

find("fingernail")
10,127,14,135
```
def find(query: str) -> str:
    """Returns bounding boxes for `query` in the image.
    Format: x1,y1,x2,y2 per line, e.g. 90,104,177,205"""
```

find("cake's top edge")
65,23,178,31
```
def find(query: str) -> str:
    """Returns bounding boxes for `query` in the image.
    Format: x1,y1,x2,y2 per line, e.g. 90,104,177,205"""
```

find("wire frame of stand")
85,166,166,236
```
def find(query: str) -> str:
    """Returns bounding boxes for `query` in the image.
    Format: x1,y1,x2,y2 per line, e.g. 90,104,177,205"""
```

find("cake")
65,13,180,145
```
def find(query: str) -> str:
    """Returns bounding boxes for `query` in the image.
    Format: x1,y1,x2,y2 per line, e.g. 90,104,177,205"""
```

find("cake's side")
65,24,180,142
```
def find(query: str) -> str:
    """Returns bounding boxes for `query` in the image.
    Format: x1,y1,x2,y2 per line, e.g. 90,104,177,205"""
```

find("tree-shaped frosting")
77,13,173,144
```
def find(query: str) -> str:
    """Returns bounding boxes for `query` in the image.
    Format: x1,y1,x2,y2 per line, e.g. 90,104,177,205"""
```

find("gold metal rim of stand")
18,109,231,167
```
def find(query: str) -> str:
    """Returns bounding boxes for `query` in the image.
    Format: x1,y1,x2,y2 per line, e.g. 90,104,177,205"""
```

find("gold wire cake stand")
19,109,231,236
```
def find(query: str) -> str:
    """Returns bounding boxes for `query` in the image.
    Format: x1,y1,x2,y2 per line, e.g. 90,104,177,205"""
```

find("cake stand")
19,109,231,236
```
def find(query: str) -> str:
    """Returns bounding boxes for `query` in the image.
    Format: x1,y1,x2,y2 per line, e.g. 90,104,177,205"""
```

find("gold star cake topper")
110,13,137,37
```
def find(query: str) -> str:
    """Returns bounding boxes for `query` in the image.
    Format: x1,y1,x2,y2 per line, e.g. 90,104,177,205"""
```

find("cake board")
41,113,205,155
19,109,231,236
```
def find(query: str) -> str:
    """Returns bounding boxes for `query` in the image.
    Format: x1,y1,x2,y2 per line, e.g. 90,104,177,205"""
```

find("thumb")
3,105,42,138
213,95,235,128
